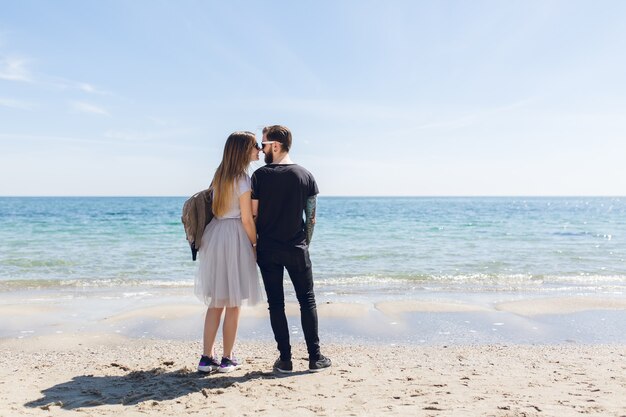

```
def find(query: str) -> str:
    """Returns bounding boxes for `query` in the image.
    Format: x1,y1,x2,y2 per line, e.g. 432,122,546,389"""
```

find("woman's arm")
239,191,257,246
252,199,259,221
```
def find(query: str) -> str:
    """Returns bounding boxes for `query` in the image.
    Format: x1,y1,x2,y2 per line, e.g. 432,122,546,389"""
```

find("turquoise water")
0,197,625,294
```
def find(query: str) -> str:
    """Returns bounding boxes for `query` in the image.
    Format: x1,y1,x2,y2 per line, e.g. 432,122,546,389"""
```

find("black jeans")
257,246,320,361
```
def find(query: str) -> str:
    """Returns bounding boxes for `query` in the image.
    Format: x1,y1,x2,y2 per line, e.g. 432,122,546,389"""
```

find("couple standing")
194,125,331,374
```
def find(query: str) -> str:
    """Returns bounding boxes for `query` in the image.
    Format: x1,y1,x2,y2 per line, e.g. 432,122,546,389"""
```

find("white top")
215,174,251,219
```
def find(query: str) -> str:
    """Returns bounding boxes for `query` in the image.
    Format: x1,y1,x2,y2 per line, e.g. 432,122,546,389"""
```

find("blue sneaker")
197,355,220,373
218,356,240,373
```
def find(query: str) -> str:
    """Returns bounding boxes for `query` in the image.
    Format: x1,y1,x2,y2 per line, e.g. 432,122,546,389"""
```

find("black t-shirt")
251,164,319,250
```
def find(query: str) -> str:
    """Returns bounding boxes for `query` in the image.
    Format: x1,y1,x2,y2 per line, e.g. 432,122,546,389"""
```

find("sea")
1,196,624,297
2,196,626,344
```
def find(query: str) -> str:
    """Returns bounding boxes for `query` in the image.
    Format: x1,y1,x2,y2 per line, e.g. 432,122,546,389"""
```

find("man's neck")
273,153,293,165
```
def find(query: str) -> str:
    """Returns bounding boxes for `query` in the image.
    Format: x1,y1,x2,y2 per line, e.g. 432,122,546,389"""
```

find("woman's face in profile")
250,141,260,162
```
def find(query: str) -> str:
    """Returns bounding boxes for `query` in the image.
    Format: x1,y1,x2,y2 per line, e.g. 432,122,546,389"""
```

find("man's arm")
305,195,316,245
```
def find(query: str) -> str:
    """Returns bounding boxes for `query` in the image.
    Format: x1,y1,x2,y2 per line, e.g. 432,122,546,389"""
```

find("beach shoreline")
1,334,625,416
2,287,626,345
2,287,626,415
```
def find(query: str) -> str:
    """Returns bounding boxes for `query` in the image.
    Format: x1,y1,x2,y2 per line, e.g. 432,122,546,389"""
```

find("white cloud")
384,97,539,135
0,57,32,82
78,82,97,93
0,133,108,145
236,98,427,122
0,132,204,153
0,97,34,110
147,116,177,127
46,78,113,95
0,49,109,94
1,48,107,95
74,81,111,95
103,127,196,142
71,101,109,116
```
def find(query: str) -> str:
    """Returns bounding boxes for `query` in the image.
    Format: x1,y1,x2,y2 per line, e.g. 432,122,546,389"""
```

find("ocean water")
0,197,625,295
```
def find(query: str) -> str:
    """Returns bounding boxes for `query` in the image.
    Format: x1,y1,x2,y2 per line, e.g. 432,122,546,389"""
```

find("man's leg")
284,247,320,361
258,252,292,361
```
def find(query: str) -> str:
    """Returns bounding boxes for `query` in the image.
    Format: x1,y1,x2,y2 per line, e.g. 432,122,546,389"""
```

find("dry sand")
1,335,625,417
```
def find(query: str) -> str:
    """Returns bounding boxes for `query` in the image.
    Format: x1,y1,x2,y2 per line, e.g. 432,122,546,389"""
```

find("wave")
314,273,626,294
0,278,194,291
1,258,78,268
2,273,623,294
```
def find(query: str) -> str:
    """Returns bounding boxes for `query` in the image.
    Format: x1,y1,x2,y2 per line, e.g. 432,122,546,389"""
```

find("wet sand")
1,292,626,416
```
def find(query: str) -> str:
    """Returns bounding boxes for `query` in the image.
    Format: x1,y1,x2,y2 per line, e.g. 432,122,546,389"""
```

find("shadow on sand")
25,365,309,410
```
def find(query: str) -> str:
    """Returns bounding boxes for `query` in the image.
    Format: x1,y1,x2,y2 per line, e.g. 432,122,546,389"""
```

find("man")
251,125,331,373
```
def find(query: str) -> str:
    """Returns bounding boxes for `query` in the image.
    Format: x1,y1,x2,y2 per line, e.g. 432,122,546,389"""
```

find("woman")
194,131,262,373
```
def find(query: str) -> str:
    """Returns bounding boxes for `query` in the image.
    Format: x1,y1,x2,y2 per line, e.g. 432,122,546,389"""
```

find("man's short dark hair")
264,125,292,152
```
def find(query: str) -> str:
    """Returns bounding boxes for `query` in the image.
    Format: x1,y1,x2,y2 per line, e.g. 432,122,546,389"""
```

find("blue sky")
1,0,625,196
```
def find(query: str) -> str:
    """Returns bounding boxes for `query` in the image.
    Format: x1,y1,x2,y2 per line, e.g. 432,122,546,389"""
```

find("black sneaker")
308,355,331,372
197,355,220,373
273,358,293,374
217,356,240,373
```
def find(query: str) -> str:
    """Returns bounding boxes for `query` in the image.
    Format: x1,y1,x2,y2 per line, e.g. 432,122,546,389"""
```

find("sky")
1,0,625,196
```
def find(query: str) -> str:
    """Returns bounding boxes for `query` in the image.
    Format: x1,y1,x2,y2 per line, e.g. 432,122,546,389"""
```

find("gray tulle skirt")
194,218,262,308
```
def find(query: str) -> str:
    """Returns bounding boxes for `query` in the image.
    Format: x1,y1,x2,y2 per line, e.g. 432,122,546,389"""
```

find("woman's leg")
203,307,224,356
222,306,241,358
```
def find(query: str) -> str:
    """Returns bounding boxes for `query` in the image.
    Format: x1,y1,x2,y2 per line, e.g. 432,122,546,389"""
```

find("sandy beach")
1,294,626,416
0,335,624,417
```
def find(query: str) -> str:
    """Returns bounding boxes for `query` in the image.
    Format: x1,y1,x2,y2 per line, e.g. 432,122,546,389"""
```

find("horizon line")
1,195,624,198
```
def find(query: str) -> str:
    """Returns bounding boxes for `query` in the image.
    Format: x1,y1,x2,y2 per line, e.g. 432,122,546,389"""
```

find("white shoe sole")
308,366,331,373
217,366,239,373
197,365,218,373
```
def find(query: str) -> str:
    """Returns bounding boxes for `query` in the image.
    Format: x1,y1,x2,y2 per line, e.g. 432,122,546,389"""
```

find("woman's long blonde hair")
211,131,256,217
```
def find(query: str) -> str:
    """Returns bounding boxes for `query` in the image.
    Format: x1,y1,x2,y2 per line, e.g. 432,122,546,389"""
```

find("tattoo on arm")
305,195,317,245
